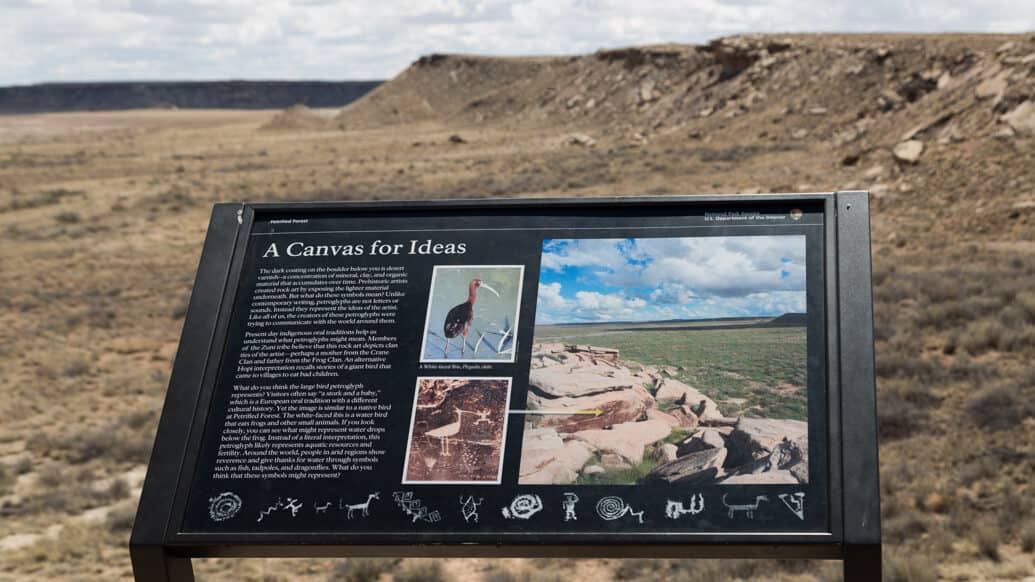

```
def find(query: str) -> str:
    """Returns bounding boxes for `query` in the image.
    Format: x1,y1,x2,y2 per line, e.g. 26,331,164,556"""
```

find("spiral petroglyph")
208,492,242,522
595,496,644,523
501,494,543,519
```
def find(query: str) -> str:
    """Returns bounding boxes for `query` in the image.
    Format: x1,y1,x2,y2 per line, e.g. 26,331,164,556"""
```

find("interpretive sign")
131,193,880,581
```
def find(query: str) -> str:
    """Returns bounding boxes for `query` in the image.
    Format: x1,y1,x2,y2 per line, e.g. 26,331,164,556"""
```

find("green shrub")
481,566,568,582
0,464,13,495
884,551,938,582
86,477,129,505
394,560,447,582
613,559,668,579
878,388,927,441
999,493,1033,536
63,357,91,377
966,383,1033,431
29,413,156,465
107,503,137,532
482,569,519,582
54,211,81,224
884,508,928,544
1020,523,1035,553
37,462,65,488
975,521,1001,561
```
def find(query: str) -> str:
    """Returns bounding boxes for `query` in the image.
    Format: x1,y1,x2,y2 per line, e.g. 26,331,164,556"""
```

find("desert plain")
1,33,1034,581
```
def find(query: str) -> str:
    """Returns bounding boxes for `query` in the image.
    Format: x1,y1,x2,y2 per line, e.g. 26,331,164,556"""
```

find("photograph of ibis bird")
443,278,499,357
419,265,524,362
402,377,512,484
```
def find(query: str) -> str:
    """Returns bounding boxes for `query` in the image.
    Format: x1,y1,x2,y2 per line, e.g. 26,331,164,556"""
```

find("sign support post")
837,192,882,580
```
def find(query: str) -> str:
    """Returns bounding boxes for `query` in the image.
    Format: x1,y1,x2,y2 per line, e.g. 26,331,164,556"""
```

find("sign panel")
132,194,880,581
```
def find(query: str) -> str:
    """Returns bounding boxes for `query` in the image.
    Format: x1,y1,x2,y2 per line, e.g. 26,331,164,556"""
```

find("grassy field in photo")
535,319,807,421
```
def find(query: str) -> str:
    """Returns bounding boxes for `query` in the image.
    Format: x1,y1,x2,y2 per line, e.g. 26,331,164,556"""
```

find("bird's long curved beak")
480,283,500,298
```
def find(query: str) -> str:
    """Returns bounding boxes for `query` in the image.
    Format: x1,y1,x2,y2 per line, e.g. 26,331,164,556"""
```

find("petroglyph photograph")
403,377,512,483
419,265,524,363
519,236,810,486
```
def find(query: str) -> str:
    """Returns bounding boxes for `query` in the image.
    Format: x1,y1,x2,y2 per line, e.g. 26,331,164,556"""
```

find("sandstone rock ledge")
519,343,810,486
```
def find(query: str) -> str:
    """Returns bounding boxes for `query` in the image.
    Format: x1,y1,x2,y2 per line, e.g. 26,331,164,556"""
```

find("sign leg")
843,544,881,582
130,545,195,582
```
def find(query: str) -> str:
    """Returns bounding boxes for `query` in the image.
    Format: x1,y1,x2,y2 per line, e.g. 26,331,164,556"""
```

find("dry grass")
883,551,938,582
1,33,1033,580
606,558,836,582
394,560,447,582
1021,524,1035,553
974,521,1001,562
106,503,138,533
26,409,156,466
482,566,568,582
966,378,1035,431
5,523,110,576
860,179,1035,579
329,558,400,582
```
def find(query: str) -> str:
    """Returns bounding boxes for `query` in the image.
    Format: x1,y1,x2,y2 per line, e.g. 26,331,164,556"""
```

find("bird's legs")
443,337,449,358
460,327,468,357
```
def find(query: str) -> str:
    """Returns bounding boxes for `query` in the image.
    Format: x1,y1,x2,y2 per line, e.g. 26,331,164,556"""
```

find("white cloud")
536,282,652,324
536,235,808,323
540,238,633,272
0,0,1031,84
544,236,806,298
573,290,647,321
537,281,573,312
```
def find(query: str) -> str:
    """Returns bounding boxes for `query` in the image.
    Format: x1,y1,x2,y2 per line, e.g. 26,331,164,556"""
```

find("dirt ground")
1,32,1034,581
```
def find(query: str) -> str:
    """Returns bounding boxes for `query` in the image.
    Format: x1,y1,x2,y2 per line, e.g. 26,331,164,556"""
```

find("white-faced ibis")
443,278,499,357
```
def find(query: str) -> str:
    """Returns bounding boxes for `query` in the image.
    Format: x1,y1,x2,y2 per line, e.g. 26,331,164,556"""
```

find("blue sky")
1,0,1031,85
536,236,807,325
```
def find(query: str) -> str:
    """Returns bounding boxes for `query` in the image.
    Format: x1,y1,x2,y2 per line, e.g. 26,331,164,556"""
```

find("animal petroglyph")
342,492,380,519
722,494,768,519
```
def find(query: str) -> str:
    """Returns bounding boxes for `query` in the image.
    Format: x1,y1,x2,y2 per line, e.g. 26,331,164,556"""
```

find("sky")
0,0,1031,86
535,235,807,325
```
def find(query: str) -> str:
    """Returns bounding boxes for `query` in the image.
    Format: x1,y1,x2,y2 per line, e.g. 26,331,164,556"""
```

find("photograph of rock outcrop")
419,265,524,362
519,236,810,485
403,377,512,483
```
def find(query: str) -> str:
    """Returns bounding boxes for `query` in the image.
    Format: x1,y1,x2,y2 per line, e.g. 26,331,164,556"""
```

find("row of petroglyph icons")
208,491,384,523
207,490,437,524
494,491,806,523
209,491,440,524
208,490,807,524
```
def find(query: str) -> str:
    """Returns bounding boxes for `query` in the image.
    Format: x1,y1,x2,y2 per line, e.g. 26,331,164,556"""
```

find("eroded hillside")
335,34,1035,242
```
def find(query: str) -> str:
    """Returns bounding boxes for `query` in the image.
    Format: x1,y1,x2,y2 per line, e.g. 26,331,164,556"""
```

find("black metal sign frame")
130,193,880,580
